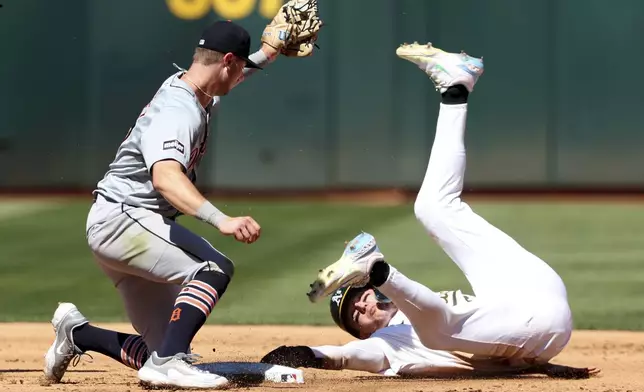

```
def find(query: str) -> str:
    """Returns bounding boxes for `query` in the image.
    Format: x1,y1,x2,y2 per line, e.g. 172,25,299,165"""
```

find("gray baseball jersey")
93,52,267,218
93,71,218,219
86,51,270,350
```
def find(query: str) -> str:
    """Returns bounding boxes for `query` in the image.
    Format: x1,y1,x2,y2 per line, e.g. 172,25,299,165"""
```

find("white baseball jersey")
312,290,480,376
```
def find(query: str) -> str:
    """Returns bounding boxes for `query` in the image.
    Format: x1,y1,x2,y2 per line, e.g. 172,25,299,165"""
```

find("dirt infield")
0,324,640,392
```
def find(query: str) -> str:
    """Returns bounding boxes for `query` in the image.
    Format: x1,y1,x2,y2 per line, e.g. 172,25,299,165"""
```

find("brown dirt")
0,324,640,392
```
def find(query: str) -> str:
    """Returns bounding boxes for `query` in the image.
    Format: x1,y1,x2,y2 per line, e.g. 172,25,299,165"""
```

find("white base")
195,362,304,384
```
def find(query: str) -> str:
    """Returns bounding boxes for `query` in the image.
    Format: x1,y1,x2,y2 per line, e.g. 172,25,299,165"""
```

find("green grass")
1,198,644,330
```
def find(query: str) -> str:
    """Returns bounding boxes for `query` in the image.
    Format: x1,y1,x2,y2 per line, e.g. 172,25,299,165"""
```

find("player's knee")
414,199,449,233
193,268,232,301
198,257,234,280
203,252,235,278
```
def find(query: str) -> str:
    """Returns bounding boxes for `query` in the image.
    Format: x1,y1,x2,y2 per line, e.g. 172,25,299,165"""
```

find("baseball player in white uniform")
261,42,598,379
43,7,321,389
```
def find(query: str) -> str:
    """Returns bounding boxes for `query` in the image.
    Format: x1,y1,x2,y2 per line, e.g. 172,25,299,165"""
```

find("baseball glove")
261,0,323,58
260,345,322,368
531,363,601,379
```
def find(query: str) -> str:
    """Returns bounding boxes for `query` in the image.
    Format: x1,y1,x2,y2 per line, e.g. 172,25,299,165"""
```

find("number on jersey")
438,290,475,307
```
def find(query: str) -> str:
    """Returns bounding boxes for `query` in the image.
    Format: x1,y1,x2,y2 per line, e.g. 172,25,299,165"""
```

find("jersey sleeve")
370,324,474,376
310,339,390,374
140,108,194,172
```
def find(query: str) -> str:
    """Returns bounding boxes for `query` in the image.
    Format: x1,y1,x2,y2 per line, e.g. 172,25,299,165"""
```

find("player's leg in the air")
308,42,572,362
398,43,568,300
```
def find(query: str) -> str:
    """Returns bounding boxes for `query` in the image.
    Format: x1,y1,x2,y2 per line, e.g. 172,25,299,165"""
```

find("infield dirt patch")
0,323,640,392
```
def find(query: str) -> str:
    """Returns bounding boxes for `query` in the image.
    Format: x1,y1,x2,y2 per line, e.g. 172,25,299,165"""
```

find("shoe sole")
307,256,364,303
43,343,60,383
396,43,446,63
139,380,230,390
138,367,229,390
43,303,86,383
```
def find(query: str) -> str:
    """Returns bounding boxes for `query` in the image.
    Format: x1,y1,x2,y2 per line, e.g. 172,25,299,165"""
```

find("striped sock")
119,335,148,370
158,270,230,358
175,280,220,317
73,324,149,370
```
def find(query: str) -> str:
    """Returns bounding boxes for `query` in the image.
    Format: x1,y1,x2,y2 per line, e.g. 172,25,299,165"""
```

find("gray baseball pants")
85,195,234,352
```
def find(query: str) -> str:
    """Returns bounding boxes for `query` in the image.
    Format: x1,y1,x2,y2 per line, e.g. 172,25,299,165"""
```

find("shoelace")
70,351,93,367
174,353,214,374
175,353,203,364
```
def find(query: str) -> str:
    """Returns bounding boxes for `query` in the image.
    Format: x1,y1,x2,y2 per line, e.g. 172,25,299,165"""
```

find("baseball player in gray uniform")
43,9,321,389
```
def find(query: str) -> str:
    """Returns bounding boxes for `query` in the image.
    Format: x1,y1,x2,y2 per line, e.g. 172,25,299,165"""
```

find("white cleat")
307,232,385,303
396,42,484,93
138,351,230,389
43,302,89,383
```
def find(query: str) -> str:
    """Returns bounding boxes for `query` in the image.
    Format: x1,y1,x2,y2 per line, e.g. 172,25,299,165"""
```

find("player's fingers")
248,217,261,233
239,225,251,241
240,218,259,240
245,224,259,244
245,217,261,240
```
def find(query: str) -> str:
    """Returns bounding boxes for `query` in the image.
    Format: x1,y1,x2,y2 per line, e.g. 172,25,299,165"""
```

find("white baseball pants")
377,103,573,362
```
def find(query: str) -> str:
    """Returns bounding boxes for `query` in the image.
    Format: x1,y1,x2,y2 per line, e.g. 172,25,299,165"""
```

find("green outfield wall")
1,0,643,190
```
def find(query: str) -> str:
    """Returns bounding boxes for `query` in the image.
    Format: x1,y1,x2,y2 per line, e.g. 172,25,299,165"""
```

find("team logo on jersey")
163,139,185,154
187,136,208,172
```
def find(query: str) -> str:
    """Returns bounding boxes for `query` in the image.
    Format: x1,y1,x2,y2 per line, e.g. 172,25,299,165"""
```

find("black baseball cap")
197,20,262,69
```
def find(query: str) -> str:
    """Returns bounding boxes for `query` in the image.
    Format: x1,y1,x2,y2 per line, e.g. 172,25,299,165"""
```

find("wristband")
196,201,228,228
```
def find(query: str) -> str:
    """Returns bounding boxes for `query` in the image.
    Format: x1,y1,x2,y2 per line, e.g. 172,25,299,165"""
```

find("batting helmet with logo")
329,285,391,339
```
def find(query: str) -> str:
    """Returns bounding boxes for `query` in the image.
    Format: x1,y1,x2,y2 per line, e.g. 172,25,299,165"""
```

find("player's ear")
222,52,236,66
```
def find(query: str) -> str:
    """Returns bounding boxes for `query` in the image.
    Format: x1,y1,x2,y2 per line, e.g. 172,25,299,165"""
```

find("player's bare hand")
218,216,261,244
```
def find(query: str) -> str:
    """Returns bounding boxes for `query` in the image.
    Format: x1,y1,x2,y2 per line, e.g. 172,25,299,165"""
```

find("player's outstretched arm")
233,0,323,88
261,341,389,374
234,44,279,88
151,160,260,244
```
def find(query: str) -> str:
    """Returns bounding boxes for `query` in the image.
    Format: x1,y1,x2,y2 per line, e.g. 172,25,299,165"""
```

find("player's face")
349,288,395,339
